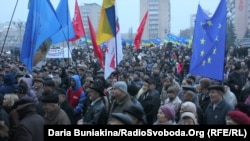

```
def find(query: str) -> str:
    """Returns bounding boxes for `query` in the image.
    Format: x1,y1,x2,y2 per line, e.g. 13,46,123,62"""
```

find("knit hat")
180,101,197,114
180,112,198,124
111,112,133,125
159,105,175,120
113,81,128,94
227,110,250,125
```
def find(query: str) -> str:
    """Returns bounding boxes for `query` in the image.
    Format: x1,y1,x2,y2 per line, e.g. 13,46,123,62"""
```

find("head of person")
111,81,128,100
14,97,36,120
52,88,66,105
32,77,44,90
199,77,211,90
43,80,56,93
157,105,175,123
166,85,179,100
225,110,250,125
14,84,28,99
41,93,59,113
123,105,146,125
3,93,19,108
180,112,198,125
182,85,196,101
88,82,105,101
180,101,197,116
208,85,224,103
108,112,133,125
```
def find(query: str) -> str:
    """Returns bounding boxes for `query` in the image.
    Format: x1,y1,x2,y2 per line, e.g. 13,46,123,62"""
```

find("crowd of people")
0,44,250,140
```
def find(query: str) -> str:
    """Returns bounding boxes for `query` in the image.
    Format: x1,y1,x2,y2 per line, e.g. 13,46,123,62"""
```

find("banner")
46,47,72,58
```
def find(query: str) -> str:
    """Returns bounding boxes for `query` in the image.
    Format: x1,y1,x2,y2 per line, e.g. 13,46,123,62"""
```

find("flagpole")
114,5,119,81
0,0,19,56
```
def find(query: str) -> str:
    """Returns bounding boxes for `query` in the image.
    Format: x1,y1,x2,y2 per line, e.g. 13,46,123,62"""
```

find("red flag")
87,16,104,68
70,0,85,42
134,11,148,50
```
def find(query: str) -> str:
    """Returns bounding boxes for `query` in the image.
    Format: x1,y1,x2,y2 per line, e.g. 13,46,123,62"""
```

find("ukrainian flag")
96,0,116,45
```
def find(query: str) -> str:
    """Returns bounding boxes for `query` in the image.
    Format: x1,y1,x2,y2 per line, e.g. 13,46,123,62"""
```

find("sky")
0,0,220,35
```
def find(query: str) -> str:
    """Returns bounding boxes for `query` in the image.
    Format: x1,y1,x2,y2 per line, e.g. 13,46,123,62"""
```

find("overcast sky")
0,0,220,35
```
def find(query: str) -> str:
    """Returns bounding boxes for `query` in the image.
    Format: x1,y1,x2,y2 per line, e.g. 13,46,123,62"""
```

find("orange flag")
70,0,85,42
87,16,104,68
134,11,148,50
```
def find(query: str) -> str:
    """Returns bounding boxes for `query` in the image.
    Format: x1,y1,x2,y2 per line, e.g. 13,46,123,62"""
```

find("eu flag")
189,0,227,81
50,0,75,44
21,0,61,73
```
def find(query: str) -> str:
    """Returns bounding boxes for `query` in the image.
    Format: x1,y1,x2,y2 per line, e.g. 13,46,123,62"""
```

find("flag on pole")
189,0,227,81
21,0,61,72
96,0,116,45
70,0,85,42
104,21,122,80
50,0,75,44
99,0,123,80
134,10,148,50
87,16,104,68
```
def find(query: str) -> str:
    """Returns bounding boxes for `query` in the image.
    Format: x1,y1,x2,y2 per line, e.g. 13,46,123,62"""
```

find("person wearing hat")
12,97,44,141
227,64,246,101
53,88,75,125
43,79,56,93
138,80,161,125
198,77,212,113
41,93,71,125
203,85,234,125
153,105,176,125
107,112,133,125
107,81,135,124
123,104,147,125
78,82,107,125
0,72,17,95
226,110,250,125
32,77,44,99
179,111,199,125
66,75,87,123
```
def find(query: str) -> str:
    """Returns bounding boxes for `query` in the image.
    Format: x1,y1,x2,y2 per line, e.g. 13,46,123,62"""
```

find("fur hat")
159,105,175,120
113,81,128,94
227,110,250,125
41,94,58,103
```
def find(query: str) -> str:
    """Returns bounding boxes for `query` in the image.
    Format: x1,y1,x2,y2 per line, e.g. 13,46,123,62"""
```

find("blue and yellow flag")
96,0,116,45
189,0,227,81
21,0,61,72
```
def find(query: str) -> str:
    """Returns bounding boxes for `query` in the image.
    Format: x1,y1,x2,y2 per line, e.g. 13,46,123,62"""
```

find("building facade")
140,0,171,40
79,3,101,38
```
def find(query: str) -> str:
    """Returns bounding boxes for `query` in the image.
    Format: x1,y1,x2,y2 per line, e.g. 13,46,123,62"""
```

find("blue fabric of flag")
189,0,227,81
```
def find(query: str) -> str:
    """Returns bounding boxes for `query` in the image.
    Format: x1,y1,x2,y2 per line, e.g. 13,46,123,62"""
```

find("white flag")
104,22,123,80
